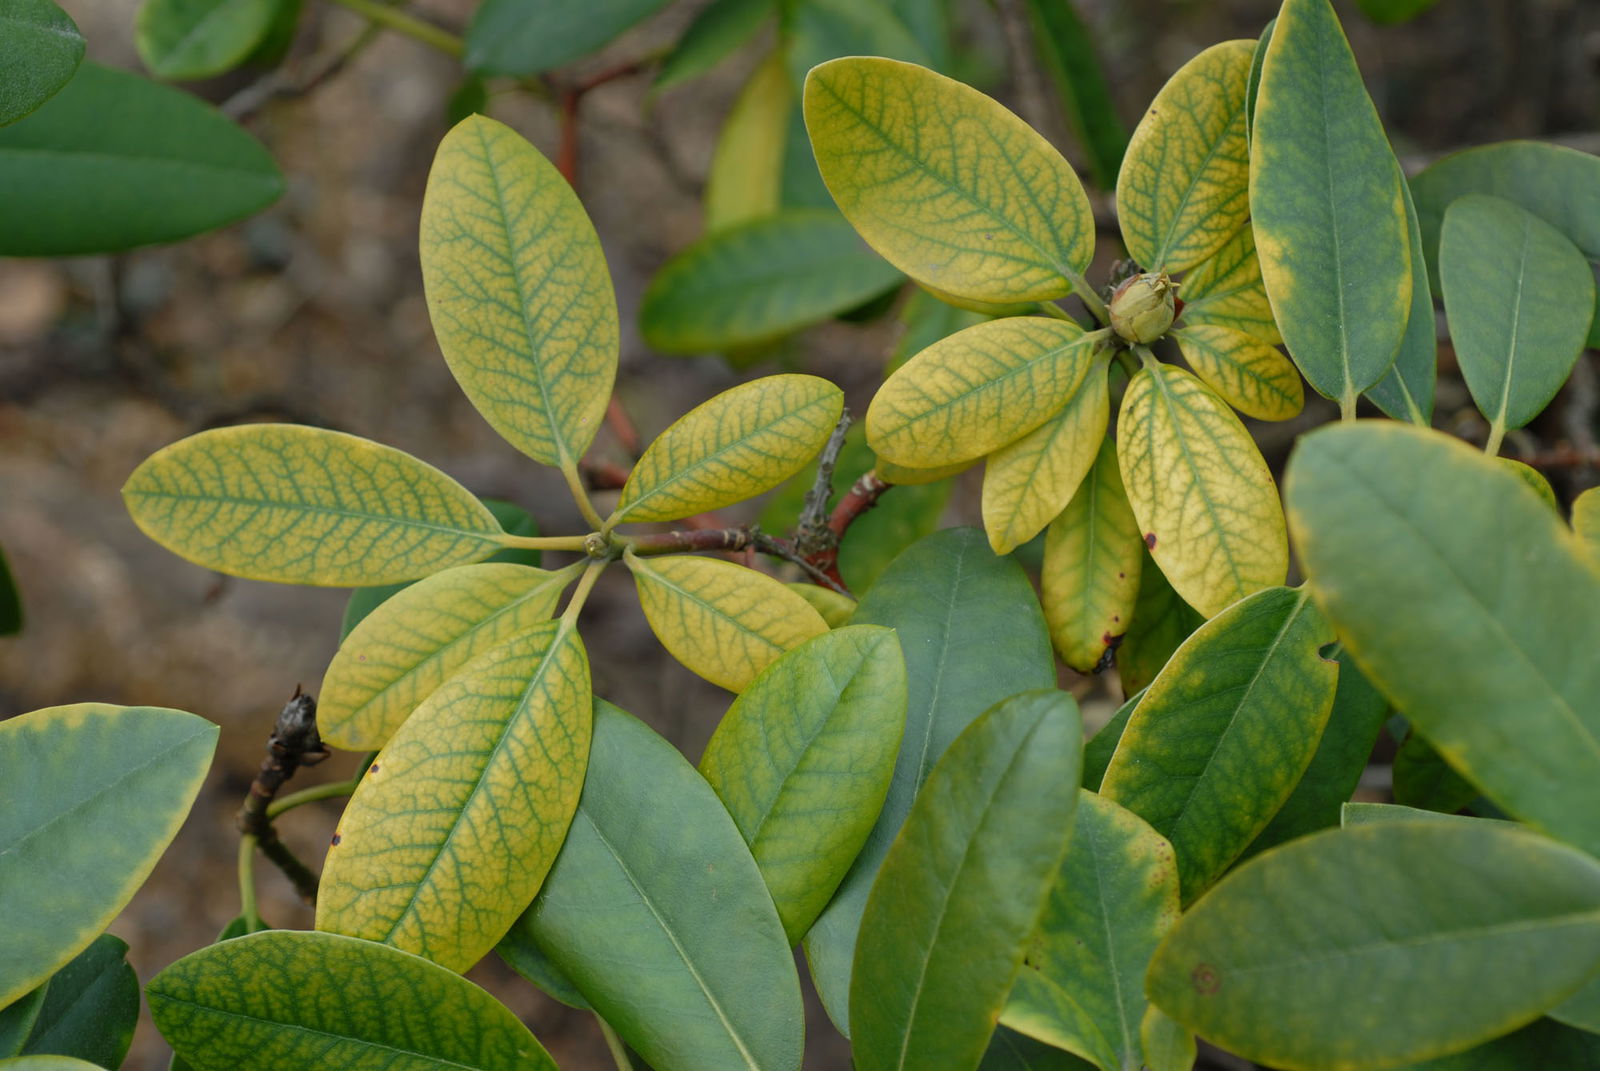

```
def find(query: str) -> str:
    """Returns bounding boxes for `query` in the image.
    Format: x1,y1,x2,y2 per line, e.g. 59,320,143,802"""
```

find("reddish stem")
803,470,893,588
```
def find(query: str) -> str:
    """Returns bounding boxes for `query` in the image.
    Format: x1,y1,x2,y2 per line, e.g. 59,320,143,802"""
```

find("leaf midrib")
127,487,499,543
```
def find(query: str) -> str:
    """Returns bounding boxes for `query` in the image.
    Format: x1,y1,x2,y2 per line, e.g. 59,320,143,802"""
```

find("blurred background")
2,0,1598,1066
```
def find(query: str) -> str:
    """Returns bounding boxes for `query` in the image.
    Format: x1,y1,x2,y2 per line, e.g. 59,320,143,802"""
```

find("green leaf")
148,930,555,1070
1553,974,1600,1036
1118,40,1253,274
804,56,1094,306
508,700,804,1071
867,318,1100,469
628,553,829,692
136,0,282,80
1355,0,1441,22
1146,821,1600,1070
654,0,773,92
0,0,83,127
316,623,591,972
1243,20,1272,146
850,691,1082,1071
1365,175,1437,424
0,1058,104,1070
1250,0,1411,408
1393,730,1479,815
1177,224,1281,345
804,527,1056,1035
641,209,903,354
0,542,20,635
704,50,790,233
494,932,589,1011
1501,458,1559,512
784,0,931,92
1082,690,1141,792
1338,802,1508,830
123,424,503,587
18,936,136,1068
0,986,46,1057
1575,486,1600,567
1117,362,1288,618
1021,0,1127,190
420,114,618,469
1041,435,1143,673
0,704,216,1008
1171,324,1303,421
1387,1018,1600,1071
1286,422,1600,856
1141,1007,1197,1071
1440,194,1594,445
1115,551,1204,695
0,62,282,255
981,1027,1097,1070
615,375,844,523
701,626,906,943
319,562,576,751
786,581,856,626
464,0,671,76
1102,586,1337,901
1002,791,1179,1071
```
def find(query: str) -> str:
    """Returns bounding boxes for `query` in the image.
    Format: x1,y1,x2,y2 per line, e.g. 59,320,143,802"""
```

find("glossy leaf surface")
1118,363,1287,618
316,624,591,971
703,50,789,232
511,701,803,1071
123,424,502,586
1179,224,1281,344
1021,0,1126,189
465,0,671,76
1365,176,1437,424
0,63,281,255
420,115,617,468
1250,0,1411,406
701,625,907,942
136,0,280,79
851,691,1082,1071
17,935,136,1068
0,705,216,1008
804,57,1094,305
148,930,555,1070
1147,822,1600,1070
0,0,82,127
1171,324,1302,421
1287,422,1600,856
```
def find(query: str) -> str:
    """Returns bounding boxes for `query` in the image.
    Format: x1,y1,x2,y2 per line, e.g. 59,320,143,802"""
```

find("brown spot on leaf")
1192,963,1222,995
368,764,380,775
1144,532,1157,549
331,833,342,846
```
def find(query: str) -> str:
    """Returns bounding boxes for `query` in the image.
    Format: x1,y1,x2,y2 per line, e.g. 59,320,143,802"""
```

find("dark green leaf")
0,1058,106,1069
851,691,1082,1071
465,0,672,77
0,63,283,255
1394,730,1479,815
0,988,47,1058
0,543,20,635
1244,19,1272,145
446,76,487,123
1338,802,1510,830
0,0,83,127
783,0,930,91
1365,175,1437,424
20,936,137,1068
805,527,1056,1036
1388,1018,1600,1070
654,0,773,92
781,104,832,209
494,933,590,1011
980,1027,1096,1070
1081,690,1141,792
1356,0,1441,24
885,0,951,71
1021,0,1127,188
136,0,283,80
1115,549,1203,695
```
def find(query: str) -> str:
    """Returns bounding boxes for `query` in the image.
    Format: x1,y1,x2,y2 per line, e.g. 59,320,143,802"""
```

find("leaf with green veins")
420,114,617,469
122,424,503,587
981,359,1109,555
1500,459,1559,512
1116,550,1205,694
464,0,670,76
1041,436,1142,673
1574,487,1600,567
1117,363,1287,618
148,930,556,1070
0,705,216,1008
981,1027,1097,1070
1118,40,1253,274
1082,689,1142,791
1393,731,1479,815
1238,650,1389,860
316,623,591,972
18,936,136,1068
1440,195,1594,445
1022,0,1127,190
1171,324,1303,421
318,562,577,751
1286,422,1600,856
867,318,1098,469
0,63,282,255
1001,791,1179,1071
0,0,83,127
704,49,790,233
1366,175,1437,424
784,0,930,93
805,528,1056,1036
804,56,1095,306
654,0,773,93
1178,225,1281,345
786,582,856,627
850,690,1082,1071
700,626,907,943
509,700,804,1071
1250,0,1411,407
641,209,904,354
1102,586,1337,901
1146,822,1600,1071
135,0,282,80
614,375,844,524
627,553,828,692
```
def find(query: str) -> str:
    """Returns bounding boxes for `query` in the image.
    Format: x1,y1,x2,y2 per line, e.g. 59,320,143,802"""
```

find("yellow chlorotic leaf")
1118,363,1287,617
705,49,791,233
981,359,1110,555
1173,324,1304,421
614,374,844,524
1041,437,1143,673
916,283,1039,318
1575,487,1600,570
866,318,1100,469
1178,225,1282,344
318,562,579,751
122,424,502,587
316,623,591,973
628,553,829,691
803,56,1094,306
420,114,618,469
787,582,857,628
875,456,973,485
1117,40,1254,274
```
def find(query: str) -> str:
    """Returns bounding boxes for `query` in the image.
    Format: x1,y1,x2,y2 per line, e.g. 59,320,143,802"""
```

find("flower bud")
1108,271,1177,344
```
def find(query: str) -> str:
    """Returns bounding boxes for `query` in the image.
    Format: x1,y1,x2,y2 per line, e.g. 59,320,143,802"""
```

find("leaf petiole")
495,533,593,552
560,559,608,626
562,459,609,531
322,0,463,57
596,1016,634,1070
1063,267,1111,325
239,835,262,931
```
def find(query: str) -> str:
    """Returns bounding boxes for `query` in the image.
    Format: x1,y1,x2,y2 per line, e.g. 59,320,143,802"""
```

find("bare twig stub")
237,687,330,903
